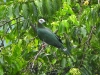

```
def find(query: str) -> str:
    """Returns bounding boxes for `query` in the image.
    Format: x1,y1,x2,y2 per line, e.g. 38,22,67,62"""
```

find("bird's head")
38,18,46,24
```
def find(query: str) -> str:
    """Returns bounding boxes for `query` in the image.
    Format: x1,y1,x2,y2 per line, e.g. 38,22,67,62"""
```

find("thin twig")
79,25,96,68
46,55,53,69
0,16,22,27
22,42,46,73
85,25,96,47
32,46,44,68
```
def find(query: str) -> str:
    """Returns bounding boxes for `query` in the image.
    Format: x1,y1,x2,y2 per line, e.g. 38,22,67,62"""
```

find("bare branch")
79,25,96,68
0,16,22,27
22,42,47,73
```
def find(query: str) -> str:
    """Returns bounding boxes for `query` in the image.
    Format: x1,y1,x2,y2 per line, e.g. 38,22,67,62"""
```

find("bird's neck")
38,23,45,28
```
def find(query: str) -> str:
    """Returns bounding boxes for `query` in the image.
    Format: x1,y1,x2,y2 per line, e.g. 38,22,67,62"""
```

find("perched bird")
36,18,70,55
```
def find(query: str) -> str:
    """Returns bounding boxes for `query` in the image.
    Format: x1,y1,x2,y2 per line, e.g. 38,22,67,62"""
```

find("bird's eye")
40,20,43,22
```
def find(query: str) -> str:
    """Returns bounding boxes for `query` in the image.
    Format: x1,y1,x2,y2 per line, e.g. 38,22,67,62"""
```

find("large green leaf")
7,4,13,18
61,58,66,68
22,3,28,19
14,4,20,17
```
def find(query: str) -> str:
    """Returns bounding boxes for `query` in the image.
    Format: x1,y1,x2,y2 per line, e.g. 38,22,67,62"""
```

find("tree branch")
79,25,96,68
0,16,22,27
22,42,47,73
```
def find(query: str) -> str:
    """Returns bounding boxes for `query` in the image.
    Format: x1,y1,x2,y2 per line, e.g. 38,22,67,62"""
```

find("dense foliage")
0,0,100,75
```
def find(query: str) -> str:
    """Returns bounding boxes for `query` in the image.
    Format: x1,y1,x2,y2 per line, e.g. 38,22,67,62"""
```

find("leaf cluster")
0,0,100,75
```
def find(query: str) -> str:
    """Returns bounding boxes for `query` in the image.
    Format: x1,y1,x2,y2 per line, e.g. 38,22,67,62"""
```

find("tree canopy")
0,0,100,75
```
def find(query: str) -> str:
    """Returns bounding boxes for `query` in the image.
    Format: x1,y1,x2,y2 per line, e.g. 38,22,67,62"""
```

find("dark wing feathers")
45,27,63,43
56,35,63,44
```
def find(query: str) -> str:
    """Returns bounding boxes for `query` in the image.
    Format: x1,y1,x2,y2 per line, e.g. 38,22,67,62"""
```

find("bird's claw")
42,42,47,48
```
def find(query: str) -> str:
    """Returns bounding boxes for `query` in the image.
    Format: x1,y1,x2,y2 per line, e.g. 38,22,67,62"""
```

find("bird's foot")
42,42,47,48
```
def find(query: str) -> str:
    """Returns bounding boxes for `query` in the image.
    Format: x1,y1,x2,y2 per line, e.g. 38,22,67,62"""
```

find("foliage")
0,0,100,75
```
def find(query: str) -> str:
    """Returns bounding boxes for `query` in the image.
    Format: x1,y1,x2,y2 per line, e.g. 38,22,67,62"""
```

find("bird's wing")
45,27,63,43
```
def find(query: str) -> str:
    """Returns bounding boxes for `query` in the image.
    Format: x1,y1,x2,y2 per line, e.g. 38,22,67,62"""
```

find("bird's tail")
63,48,70,55
60,46,70,55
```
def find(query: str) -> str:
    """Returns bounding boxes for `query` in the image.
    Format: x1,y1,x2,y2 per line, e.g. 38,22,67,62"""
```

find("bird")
36,18,70,55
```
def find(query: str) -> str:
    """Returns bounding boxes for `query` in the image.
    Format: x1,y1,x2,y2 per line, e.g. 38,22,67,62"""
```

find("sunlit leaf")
52,59,56,65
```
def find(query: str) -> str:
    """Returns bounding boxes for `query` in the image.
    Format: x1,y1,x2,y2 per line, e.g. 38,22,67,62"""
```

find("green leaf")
59,22,65,33
23,19,28,29
69,15,79,25
22,3,28,18
0,66,3,75
61,58,66,68
66,37,72,51
0,5,6,19
14,4,20,17
52,59,56,65
6,33,15,40
0,56,4,65
42,0,48,15
7,4,13,18
12,44,22,57
31,2,38,18
56,0,62,10
81,25,87,37
46,0,52,15
68,57,73,67
52,0,58,12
